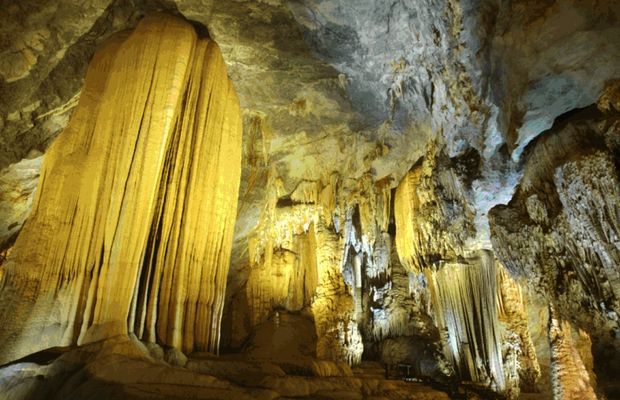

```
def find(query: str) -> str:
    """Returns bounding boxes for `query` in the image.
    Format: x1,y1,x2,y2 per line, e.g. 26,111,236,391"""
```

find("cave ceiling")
2,0,618,258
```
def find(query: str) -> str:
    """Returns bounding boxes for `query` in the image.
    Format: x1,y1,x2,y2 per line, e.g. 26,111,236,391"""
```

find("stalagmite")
312,218,363,365
495,262,541,392
0,14,242,363
548,306,597,400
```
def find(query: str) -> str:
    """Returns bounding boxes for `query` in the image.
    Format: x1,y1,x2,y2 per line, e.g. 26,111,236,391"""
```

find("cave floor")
0,335,458,400
0,334,556,399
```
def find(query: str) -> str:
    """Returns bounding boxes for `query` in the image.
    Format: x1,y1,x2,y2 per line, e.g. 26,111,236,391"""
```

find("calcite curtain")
0,13,242,364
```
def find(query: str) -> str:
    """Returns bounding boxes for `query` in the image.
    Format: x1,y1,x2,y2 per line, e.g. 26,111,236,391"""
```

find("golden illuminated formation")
548,307,597,400
0,14,242,363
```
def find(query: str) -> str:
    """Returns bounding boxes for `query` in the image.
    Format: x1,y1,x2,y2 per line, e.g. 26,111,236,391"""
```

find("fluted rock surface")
425,252,506,391
489,95,620,396
548,307,597,400
0,14,242,364
1,1,620,398
393,150,542,397
234,171,446,367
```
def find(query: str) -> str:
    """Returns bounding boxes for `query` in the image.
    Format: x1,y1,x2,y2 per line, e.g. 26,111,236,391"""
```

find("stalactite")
244,170,370,364
394,143,476,274
366,240,434,341
407,257,541,398
426,251,506,391
394,167,424,273
0,14,242,363
376,178,392,233
290,180,321,204
489,103,620,391
248,204,317,270
247,249,296,326
319,173,340,227
243,112,271,168
391,141,545,396
555,152,620,302
246,221,318,326
243,156,438,366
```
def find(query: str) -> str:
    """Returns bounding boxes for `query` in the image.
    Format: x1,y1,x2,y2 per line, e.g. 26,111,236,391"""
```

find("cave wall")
1,1,619,252
489,91,620,398
1,1,620,399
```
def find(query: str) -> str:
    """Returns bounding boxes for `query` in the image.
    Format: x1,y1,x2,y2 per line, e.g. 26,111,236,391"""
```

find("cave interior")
0,1,619,400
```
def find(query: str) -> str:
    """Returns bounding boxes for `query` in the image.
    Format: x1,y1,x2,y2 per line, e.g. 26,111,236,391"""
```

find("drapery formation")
426,253,505,390
0,14,242,364
394,153,541,396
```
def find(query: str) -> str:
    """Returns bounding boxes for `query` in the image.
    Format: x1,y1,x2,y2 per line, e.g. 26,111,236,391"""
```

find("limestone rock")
489,104,620,396
0,14,242,364
394,142,476,273
164,348,189,367
1,1,620,398
0,153,41,251
0,339,447,400
0,336,280,400
548,308,597,400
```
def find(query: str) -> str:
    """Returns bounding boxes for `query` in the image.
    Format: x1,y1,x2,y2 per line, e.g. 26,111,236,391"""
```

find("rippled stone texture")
0,14,242,364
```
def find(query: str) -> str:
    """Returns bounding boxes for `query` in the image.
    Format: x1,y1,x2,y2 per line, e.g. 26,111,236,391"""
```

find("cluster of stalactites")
0,14,242,363
246,207,364,364
391,142,546,396
247,168,395,315
338,175,393,301
244,170,396,365
495,263,541,394
394,144,476,274
426,251,506,391
366,241,433,342
247,221,319,326
488,98,620,394
312,218,363,365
